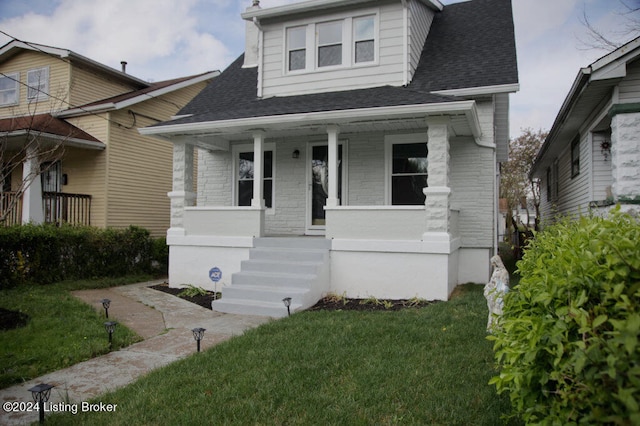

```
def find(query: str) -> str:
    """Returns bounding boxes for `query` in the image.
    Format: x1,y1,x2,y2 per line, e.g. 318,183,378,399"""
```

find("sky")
0,0,638,137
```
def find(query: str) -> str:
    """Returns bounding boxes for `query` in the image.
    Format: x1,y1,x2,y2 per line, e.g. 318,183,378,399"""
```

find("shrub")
489,208,640,424
0,224,163,288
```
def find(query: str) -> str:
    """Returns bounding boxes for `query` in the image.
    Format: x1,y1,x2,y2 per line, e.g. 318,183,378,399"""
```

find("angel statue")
484,255,509,332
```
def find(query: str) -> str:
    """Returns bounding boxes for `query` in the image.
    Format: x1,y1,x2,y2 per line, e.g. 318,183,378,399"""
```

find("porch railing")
43,192,92,226
0,192,22,226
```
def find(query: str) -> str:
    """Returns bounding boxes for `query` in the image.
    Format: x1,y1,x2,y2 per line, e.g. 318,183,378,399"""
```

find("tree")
580,0,640,52
500,128,547,242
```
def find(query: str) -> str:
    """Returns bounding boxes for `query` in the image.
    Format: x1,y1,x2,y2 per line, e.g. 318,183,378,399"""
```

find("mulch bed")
149,282,436,312
0,307,30,331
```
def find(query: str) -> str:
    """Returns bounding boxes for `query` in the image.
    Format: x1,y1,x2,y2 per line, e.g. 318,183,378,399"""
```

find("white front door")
306,142,345,234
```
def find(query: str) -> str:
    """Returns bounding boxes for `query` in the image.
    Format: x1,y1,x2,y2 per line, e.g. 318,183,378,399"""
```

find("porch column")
21,145,44,224
423,117,451,234
167,141,195,236
327,125,339,207
610,108,640,206
251,131,265,208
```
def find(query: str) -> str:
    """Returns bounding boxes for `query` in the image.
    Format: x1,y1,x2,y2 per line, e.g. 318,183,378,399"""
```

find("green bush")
489,208,640,424
0,224,167,288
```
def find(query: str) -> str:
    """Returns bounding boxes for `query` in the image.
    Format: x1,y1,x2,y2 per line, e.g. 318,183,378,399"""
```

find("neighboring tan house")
141,0,519,316
0,40,218,236
531,36,640,224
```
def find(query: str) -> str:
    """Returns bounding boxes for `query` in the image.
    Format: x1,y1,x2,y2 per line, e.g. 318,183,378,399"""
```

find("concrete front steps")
211,237,331,318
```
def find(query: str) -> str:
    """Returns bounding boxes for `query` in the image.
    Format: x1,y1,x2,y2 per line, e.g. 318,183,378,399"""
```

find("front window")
237,150,273,208
317,21,343,67
0,73,19,106
354,16,375,63
391,143,428,205
27,67,49,101
287,26,307,71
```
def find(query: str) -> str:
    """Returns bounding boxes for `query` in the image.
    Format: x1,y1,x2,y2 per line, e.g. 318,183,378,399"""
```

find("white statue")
484,255,509,332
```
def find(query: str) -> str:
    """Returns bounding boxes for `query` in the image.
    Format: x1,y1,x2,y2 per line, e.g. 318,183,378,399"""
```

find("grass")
47,284,520,425
0,275,151,389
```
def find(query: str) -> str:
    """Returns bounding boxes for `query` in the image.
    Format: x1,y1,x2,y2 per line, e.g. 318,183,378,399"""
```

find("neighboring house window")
27,67,49,101
354,15,375,63
571,136,580,178
0,72,19,106
317,20,343,67
41,161,61,192
546,158,559,202
388,141,428,205
546,167,552,202
237,149,274,208
287,26,307,71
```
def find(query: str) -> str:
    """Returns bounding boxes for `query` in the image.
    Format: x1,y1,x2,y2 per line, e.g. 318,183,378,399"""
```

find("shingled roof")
159,0,517,128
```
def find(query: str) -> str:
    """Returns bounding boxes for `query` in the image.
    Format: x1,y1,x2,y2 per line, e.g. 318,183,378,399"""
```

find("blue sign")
209,267,222,282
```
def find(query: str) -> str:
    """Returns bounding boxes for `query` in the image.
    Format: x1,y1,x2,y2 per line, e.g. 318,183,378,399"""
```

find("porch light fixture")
192,327,206,352
104,321,117,348
600,140,611,161
28,383,54,424
292,149,300,159
101,298,111,318
282,297,292,317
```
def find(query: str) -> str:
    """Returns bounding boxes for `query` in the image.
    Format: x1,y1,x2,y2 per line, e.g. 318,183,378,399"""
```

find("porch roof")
0,114,105,150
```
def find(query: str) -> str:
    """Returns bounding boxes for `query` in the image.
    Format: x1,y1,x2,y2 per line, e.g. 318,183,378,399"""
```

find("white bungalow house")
140,0,519,316
531,36,640,223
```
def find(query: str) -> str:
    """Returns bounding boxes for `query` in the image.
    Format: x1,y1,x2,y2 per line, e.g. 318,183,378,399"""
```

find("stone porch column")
610,109,640,206
327,125,340,207
423,117,451,235
251,131,266,208
167,141,195,236
21,145,44,224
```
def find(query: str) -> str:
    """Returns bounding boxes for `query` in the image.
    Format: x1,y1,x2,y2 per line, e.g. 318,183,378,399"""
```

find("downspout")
402,0,409,86
254,17,264,98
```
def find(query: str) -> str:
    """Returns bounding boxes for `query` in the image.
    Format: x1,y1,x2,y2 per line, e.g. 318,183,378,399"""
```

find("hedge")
489,208,640,424
0,224,167,288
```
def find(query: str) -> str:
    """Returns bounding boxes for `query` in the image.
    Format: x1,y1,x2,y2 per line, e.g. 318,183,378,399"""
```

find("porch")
0,191,92,226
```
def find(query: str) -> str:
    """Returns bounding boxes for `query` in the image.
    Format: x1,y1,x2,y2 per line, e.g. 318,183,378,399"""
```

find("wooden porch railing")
0,192,22,226
43,192,92,226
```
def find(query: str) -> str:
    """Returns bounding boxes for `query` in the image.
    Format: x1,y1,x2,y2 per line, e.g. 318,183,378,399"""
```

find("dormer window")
0,72,19,106
354,16,375,63
317,21,343,67
283,11,378,74
287,26,307,71
27,67,49,101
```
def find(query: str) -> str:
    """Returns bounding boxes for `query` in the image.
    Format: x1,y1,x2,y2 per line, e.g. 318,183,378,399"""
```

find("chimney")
121,61,127,73
243,1,261,68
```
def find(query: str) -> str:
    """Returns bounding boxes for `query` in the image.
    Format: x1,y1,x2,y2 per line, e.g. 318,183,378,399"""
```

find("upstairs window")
0,72,19,106
354,16,375,63
287,26,307,71
27,67,49,101
317,21,343,67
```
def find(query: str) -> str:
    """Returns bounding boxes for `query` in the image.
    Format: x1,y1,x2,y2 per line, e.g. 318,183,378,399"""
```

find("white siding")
619,59,640,102
494,93,510,163
553,133,592,217
261,2,406,97
407,0,434,82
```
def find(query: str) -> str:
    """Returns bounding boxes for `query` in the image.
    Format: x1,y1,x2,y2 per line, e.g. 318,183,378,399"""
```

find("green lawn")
47,284,520,425
0,276,149,389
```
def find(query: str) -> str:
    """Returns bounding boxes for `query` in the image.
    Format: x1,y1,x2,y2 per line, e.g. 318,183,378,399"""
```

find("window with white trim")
354,15,375,63
287,26,307,71
386,135,428,205
283,12,377,73
27,67,49,101
236,148,274,208
0,72,19,106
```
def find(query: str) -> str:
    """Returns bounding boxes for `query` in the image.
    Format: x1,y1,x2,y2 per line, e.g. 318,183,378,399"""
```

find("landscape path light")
282,297,292,317
101,298,111,318
104,321,117,349
192,327,206,352
28,383,54,424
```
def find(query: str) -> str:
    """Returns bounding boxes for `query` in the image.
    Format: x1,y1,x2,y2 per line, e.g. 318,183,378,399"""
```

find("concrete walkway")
0,280,271,425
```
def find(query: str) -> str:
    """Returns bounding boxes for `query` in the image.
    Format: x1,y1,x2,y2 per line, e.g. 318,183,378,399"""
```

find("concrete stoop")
211,237,331,317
